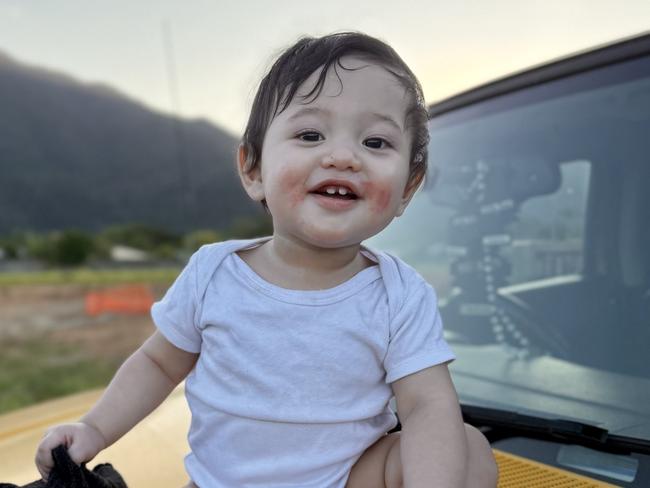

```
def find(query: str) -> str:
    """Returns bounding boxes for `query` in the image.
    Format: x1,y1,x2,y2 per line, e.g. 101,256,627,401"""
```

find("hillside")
0,50,262,235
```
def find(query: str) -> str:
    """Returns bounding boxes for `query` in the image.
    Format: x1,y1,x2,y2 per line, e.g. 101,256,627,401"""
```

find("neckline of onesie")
227,239,382,306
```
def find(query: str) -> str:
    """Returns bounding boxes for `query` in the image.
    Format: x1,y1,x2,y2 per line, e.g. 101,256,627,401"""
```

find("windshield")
367,53,650,441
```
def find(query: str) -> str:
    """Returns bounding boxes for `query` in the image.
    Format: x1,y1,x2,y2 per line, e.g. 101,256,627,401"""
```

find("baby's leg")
346,431,402,487
346,424,497,488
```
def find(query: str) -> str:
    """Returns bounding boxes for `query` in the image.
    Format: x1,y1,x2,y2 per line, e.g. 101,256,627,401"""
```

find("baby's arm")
35,331,198,480
393,363,469,487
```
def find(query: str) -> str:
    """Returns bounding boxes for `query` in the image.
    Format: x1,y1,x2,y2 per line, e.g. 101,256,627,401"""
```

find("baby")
36,32,497,487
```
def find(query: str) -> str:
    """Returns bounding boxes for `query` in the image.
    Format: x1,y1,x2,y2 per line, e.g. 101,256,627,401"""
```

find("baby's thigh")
346,432,402,488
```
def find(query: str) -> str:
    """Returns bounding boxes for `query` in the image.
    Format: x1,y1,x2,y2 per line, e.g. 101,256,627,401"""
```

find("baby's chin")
294,227,384,251
277,212,397,250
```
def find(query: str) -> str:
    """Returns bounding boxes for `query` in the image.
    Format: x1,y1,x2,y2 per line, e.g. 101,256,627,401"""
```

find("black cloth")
1,445,127,488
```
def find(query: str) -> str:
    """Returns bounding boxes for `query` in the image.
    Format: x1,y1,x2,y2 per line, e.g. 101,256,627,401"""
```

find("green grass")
0,339,119,414
0,268,181,413
0,267,180,287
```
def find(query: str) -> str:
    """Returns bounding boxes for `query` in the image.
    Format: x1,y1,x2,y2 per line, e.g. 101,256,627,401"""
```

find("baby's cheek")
362,181,394,214
277,167,306,207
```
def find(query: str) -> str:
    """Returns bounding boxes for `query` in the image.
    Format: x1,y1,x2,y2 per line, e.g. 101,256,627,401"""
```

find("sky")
1,0,648,136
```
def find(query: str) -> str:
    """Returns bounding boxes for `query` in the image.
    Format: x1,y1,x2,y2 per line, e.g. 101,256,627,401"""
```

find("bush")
22,230,94,266
50,230,95,266
226,216,273,239
25,232,54,263
183,229,222,253
99,223,181,252
0,240,17,259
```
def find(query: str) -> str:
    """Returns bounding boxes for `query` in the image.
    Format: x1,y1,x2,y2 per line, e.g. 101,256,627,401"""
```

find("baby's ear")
396,169,426,217
237,144,265,202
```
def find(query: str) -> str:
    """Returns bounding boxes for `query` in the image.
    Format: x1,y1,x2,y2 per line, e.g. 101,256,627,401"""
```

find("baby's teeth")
338,188,348,196
326,187,336,195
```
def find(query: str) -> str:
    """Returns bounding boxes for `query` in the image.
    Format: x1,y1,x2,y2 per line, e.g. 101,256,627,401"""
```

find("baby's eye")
364,137,390,149
297,131,323,142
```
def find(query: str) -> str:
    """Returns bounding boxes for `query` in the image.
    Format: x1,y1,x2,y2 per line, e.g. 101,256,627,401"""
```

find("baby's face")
246,56,418,249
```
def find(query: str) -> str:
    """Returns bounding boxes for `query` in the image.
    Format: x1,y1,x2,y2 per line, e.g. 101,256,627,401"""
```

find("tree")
51,230,95,266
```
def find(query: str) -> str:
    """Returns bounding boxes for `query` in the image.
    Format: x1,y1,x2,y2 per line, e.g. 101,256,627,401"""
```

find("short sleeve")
383,278,455,383
151,251,203,353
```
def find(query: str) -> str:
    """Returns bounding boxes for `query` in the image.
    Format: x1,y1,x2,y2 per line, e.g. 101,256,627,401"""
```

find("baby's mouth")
310,184,359,200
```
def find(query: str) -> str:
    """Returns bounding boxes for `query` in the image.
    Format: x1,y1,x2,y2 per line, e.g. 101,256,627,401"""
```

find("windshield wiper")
461,404,650,455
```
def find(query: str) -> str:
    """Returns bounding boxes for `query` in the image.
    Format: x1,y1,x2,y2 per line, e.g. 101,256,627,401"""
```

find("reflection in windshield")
367,54,650,439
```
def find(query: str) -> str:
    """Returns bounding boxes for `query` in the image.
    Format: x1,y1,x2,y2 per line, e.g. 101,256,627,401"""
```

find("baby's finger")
67,441,95,465
36,463,51,483
35,441,55,480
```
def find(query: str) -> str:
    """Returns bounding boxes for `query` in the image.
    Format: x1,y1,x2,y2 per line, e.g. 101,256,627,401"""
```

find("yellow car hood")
1,385,618,487
0,385,190,486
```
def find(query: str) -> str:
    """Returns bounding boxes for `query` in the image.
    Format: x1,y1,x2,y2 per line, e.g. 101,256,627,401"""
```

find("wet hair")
240,31,429,187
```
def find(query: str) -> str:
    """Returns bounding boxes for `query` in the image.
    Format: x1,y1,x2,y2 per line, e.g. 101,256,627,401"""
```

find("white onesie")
151,238,455,488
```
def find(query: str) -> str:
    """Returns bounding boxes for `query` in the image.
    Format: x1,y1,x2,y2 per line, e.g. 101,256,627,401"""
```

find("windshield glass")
367,53,650,441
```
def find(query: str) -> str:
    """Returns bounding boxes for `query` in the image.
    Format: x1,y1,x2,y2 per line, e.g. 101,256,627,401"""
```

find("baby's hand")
35,422,107,481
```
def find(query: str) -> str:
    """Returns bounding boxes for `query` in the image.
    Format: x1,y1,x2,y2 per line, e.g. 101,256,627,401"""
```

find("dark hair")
241,31,429,185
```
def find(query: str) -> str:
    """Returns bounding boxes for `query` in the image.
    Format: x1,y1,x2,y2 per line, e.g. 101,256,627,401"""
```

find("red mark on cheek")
278,167,305,208
362,181,392,214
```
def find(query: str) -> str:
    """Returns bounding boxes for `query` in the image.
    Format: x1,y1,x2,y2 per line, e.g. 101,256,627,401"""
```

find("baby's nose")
321,148,361,171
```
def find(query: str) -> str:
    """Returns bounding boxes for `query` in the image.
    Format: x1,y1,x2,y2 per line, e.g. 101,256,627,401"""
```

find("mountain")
0,50,262,236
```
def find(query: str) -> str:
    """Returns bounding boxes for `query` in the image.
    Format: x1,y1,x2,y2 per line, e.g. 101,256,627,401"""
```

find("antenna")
162,19,193,230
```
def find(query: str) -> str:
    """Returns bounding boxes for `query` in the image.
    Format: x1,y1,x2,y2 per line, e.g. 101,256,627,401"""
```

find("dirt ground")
0,283,167,360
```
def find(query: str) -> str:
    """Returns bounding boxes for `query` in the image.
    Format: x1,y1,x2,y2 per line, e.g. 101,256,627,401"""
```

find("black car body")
369,31,650,486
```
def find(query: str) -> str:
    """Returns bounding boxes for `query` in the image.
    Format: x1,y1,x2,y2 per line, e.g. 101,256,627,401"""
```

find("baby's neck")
237,236,375,290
